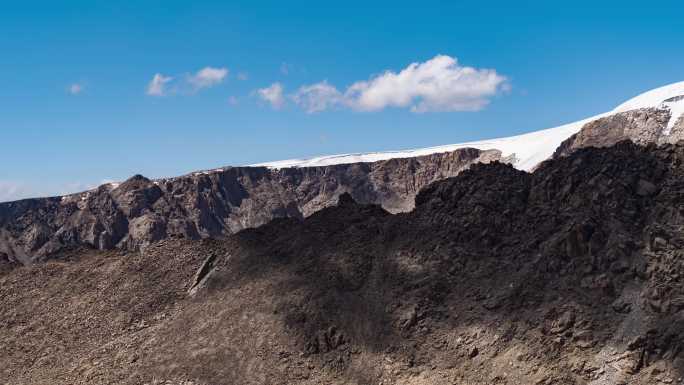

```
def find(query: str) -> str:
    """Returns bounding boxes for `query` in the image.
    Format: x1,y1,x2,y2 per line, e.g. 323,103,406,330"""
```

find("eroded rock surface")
0,148,499,264
554,108,684,158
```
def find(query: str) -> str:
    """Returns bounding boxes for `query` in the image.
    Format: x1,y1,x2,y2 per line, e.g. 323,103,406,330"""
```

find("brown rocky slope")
1,140,683,385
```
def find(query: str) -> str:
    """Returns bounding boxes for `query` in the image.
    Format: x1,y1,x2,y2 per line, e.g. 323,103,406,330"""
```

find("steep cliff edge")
0,148,499,264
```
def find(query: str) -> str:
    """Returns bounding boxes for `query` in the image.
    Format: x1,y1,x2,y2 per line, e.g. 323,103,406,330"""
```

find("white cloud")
291,81,344,113
348,55,507,112
68,83,84,95
289,55,508,113
257,82,285,109
146,73,173,96
188,66,228,89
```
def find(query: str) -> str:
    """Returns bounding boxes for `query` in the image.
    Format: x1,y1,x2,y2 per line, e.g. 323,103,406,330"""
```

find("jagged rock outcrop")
0,148,499,264
553,108,684,158
1,141,683,384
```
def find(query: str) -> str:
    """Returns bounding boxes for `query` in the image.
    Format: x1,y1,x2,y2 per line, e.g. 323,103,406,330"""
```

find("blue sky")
1,0,683,201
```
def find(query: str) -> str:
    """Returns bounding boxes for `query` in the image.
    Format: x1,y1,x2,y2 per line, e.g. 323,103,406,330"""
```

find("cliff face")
0,148,499,264
553,108,684,159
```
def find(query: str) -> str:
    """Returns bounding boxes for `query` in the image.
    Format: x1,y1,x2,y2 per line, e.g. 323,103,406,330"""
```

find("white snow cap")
253,81,684,171
613,81,684,112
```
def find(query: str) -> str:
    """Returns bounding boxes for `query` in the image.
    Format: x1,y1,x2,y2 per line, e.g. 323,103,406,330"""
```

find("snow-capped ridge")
613,81,684,135
613,81,684,113
253,81,684,171
251,115,606,172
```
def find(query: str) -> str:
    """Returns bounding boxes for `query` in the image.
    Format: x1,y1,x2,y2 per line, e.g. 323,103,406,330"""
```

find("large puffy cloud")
146,73,173,96
291,55,508,113
257,82,285,109
348,55,507,112
188,66,228,89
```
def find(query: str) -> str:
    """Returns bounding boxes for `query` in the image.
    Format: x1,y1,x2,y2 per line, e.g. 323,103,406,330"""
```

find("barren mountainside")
3,100,684,265
3,97,684,264
1,141,683,384
0,148,500,264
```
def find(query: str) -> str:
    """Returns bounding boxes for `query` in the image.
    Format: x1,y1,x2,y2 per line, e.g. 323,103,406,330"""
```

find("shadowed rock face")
0,148,499,264
1,141,683,385
0,251,19,274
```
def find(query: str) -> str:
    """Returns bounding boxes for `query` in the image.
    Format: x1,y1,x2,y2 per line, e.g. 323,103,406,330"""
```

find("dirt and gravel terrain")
1,140,683,385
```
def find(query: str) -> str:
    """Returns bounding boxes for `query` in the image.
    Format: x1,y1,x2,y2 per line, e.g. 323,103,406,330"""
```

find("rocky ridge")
1,141,683,384
0,148,499,264
2,83,684,264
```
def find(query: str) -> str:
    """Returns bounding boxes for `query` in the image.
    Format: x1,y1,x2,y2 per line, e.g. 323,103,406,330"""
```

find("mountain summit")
1,82,683,264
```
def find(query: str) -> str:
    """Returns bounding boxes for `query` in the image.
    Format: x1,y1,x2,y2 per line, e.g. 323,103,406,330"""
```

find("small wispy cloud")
237,72,249,81
188,66,228,90
147,67,229,96
256,82,285,109
291,81,344,113
68,83,84,95
146,73,173,96
228,96,239,106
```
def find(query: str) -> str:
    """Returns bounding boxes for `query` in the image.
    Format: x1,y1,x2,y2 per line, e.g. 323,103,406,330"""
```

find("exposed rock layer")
554,108,684,158
0,148,499,264
1,141,683,384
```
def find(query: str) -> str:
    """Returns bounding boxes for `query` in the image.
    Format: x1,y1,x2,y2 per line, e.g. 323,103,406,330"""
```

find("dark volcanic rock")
0,148,499,264
1,141,683,384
